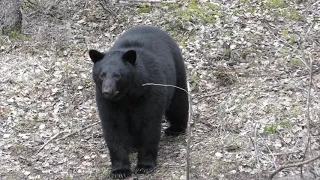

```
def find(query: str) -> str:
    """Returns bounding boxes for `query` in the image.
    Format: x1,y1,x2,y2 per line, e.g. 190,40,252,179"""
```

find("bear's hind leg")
165,87,189,136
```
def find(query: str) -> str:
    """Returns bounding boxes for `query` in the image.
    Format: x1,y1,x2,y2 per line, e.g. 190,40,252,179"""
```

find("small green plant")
248,8,255,14
288,8,300,20
264,120,292,134
8,30,24,40
240,0,248,4
279,9,288,16
289,106,301,116
226,136,241,152
176,0,221,24
264,123,277,134
156,2,166,9
265,0,286,8
65,176,72,180
204,2,221,10
189,72,200,91
20,0,38,10
279,49,288,55
290,58,304,66
168,3,180,10
276,8,301,20
282,29,289,35
176,36,188,48
177,134,186,141
289,35,295,44
277,120,292,128
136,4,151,14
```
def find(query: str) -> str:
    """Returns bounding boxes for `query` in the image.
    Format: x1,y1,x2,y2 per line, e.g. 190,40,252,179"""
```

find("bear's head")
89,49,137,101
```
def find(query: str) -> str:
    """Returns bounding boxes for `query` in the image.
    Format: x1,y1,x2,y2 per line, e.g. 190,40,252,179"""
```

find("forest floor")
1,0,320,179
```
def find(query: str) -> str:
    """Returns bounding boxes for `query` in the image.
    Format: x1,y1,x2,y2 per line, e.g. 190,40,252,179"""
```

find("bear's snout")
102,87,117,98
102,88,112,96
101,78,119,99
102,86,120,99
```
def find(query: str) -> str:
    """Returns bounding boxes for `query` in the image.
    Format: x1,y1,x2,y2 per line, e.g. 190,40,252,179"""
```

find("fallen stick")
35,122,99,155
268,154,320,180
36,132,62,155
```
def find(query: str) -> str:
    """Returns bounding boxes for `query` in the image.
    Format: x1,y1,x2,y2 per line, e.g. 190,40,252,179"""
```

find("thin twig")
271,151,301,156
36,132,62,155
186,81,192,180
35,122,99,155
268,154,320,180
142,83,189,94
300,53,314,176
57,122,100,141
258,133,277,169
253,124,261,180
26,0,37,6
198,89,232,99
99,0,117,18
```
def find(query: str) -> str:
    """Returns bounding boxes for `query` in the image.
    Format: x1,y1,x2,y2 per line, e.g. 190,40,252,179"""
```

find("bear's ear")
89,49,105,63
122,50,136,65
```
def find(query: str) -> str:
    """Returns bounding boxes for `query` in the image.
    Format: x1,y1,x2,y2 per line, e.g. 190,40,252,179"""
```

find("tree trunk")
0,0,22,35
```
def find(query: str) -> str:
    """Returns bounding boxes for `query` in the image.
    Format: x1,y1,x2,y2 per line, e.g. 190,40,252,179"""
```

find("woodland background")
0,0,319,179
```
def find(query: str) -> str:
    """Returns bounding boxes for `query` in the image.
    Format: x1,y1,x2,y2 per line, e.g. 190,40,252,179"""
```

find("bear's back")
111,26,180,63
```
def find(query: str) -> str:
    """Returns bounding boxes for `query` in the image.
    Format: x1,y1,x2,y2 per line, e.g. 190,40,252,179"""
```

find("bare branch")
253,124,261,179
99,0,117,18
35,122,99,155
300,53,314,176
57,122,100,141
198,89,232,99
186,81,192,180
36,132,62,155
142,83,188,94
268,154,320,180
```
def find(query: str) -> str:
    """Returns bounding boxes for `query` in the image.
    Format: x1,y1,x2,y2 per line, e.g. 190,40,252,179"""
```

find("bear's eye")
99,72,106,80
114,73,121,81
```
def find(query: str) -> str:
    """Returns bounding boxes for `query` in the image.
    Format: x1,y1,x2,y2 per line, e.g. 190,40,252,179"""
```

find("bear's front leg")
135,121,161,174
133,99,164,174
97,99,132,179
101,119,132,179
107,141,132,179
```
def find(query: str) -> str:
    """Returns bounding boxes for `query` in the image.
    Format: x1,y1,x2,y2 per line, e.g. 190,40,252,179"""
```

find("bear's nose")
102,88,113,96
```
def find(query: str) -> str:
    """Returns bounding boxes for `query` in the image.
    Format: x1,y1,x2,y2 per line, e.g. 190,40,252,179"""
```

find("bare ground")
0,0,320,179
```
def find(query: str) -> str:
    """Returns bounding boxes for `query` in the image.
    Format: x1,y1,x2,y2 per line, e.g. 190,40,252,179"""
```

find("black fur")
89,25,189,179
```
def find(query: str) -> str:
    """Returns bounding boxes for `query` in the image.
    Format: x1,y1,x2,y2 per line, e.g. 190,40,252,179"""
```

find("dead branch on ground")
35,122,99,155
99,0,117,18
268,154,320,180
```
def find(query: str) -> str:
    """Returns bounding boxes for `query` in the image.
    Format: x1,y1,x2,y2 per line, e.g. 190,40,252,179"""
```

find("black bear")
88,25,189,179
